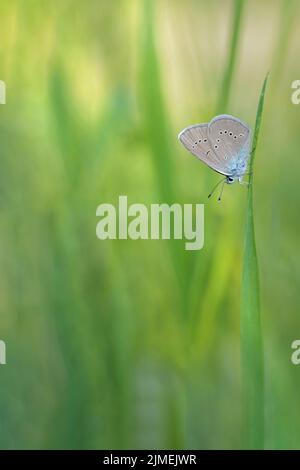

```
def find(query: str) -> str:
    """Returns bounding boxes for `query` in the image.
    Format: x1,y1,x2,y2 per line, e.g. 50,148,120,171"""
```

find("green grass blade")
240,73,268,449
216,0,245,113
140,0,175,203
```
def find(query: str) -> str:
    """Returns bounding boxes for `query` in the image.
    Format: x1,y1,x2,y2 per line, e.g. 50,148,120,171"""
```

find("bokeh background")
0,0,299,450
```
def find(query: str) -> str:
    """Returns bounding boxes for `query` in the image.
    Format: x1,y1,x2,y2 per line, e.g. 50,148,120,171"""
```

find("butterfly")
178,114,251,201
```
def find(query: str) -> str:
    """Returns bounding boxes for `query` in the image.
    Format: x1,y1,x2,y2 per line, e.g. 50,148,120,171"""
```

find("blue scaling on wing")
229,144,250,177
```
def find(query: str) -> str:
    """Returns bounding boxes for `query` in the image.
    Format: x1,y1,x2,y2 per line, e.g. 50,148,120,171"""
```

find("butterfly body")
178,114,251,186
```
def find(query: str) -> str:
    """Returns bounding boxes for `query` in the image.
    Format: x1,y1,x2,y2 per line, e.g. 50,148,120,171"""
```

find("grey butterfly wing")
178,123,231,175
208,115,251,175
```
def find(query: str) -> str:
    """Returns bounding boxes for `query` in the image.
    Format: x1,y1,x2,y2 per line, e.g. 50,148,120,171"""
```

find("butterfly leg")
238,170,252,179
218,180,226,202
238,176,250,185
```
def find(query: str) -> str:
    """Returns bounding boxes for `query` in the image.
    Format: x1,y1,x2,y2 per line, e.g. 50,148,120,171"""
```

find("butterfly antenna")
208,177,226,199
218,180,226,203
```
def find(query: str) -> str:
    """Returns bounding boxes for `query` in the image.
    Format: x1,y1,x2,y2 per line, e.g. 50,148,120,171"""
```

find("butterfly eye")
214,145,218,149
239,133,244,137
229,132,233,136
198,139,202,143
224,156,228,160
219,131,223,135
217,139,220,143
203,138,207,143
224,130,228,134
234,135,237,139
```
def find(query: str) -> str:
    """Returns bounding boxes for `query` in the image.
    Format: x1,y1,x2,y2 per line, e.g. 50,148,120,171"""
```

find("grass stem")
240,73,268,449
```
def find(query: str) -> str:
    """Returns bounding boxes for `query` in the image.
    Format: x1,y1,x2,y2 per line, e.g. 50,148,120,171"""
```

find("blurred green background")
0,0,299,450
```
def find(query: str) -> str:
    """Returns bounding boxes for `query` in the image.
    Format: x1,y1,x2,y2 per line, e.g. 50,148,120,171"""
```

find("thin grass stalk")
240,74,268,449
